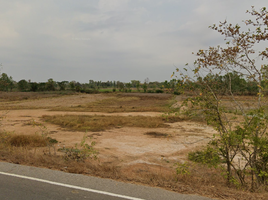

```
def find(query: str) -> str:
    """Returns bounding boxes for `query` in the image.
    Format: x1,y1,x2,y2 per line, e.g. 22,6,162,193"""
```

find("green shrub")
173,91,181,95
156,89,164,93
59,134,98,162
188,147,222,167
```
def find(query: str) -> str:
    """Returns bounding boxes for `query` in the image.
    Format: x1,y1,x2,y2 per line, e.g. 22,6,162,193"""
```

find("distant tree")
58,81,68,91
117,82,125,92
75,82,82,92
29,82,38,92
136,81,140,92
0,73,14,92
142,83,147,93
17,79,29,92
46,78,56,91
69,81,76,91
38,83,46,91
163,80,170,91
89,80,96,89
126,82,132,92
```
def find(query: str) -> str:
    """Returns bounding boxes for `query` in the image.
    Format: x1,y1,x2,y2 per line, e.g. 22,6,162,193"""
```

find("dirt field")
3,92,267,199
0,93,215,167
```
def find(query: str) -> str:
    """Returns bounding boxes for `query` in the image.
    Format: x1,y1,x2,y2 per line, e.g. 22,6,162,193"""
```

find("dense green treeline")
0,71,265,95
0,74,181,94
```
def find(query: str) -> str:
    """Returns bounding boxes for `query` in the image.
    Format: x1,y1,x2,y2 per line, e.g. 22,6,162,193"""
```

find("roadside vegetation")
0,131,266,199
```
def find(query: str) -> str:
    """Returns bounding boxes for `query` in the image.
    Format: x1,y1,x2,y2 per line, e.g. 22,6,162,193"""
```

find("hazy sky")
0,0,267,83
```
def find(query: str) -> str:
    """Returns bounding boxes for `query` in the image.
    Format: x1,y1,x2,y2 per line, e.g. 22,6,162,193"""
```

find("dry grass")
42,115,183,132
0,131,268,199
0,91,75,102
0,132,47,148
0,145,267,199
51,93,176,113
8,134,47,147
0,91,77,110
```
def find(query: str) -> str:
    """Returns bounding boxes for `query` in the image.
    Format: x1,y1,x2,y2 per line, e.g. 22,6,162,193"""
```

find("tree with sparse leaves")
177,7,268,190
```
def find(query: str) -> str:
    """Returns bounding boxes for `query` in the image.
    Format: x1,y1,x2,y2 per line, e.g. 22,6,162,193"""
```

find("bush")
85,89,99,94
173,91,181,95
156,89,164,93
59,134,98,162
102,90,111,93
188,147,222,167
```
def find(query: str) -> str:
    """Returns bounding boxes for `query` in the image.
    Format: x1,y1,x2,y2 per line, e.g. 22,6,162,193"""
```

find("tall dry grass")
42,115,183,132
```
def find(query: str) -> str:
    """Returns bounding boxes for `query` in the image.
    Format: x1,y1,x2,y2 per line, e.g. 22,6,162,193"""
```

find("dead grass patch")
0,91,76,102
51,93,176,113
42,115,183,132
0,132,49,148
8,134,47,147
0,91,78,110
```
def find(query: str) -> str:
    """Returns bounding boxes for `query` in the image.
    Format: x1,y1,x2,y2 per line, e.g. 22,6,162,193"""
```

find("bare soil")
1,104,215,168
3,92,268,199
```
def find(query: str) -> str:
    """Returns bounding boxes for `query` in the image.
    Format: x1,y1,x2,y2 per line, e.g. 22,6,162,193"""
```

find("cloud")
0,0,267,82
98,0,129,12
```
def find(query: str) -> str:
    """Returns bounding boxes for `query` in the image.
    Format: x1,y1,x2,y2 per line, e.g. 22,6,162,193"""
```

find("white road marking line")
0,171,145,200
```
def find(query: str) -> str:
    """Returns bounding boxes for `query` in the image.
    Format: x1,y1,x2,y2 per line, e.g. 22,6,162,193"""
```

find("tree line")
0,74,183,94
0,71,265,95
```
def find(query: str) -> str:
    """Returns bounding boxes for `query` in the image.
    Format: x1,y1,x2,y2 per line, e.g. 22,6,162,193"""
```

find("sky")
0,0,267,83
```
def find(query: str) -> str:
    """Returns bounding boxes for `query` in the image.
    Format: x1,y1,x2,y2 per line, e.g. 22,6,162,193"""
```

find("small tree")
178,7,268,190
142,83,147,93
117,82,125,92
136,81,140,92
126,82,132,92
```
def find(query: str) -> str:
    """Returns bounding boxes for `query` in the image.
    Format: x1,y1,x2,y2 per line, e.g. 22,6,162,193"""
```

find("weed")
59,134,98,162
30,119,58,155
155,89,164,93
175,162,190,176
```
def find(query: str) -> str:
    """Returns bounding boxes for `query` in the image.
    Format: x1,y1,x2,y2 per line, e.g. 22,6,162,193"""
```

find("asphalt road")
0,162,214,200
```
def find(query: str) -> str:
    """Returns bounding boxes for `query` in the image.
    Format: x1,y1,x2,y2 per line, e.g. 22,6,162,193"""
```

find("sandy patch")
1,107,216,167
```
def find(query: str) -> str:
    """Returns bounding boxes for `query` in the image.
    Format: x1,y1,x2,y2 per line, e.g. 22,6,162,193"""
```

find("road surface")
0,162,214,200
